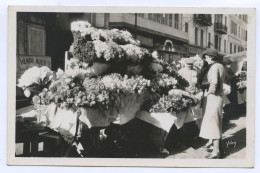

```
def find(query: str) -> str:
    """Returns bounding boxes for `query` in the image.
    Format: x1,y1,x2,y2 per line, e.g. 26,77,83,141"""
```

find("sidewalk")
166,112,246,159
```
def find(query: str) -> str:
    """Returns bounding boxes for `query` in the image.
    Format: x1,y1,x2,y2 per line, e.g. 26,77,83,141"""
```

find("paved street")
166,107,246,159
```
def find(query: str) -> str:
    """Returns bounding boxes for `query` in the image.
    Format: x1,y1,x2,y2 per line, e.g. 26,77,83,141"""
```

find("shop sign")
17,55,51,78
188,46,203,54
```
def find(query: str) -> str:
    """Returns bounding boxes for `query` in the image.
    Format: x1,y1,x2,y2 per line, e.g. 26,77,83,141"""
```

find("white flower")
17,66,41,87
24,89,31,97
152,51,159,59
56,68,64,79
40,66,51,80
71,21,92,32
223,83,231,95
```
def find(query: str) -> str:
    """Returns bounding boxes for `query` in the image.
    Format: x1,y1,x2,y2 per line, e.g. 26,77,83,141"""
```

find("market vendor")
178,58,198,86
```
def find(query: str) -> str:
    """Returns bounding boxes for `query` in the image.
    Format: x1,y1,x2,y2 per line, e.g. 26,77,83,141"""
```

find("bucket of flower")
134,73,202,154
235,71,247,104
17,66,54,126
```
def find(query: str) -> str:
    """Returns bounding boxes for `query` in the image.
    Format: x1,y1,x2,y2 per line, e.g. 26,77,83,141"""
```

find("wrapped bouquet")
235,71,247,92
17,66,53,98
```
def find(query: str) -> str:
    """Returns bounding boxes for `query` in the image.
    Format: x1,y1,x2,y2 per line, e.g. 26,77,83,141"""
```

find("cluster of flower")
235,71,247,92
30,69,152,111
149,91,199,114
17,66,54,97
71,21,152,66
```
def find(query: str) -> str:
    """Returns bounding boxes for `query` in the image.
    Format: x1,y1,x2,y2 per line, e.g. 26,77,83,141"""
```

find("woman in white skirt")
199,49,226,159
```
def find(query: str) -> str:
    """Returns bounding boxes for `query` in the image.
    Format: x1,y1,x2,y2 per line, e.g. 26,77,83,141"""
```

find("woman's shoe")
203,142,213,149
206,152,222,159
206,146,214,152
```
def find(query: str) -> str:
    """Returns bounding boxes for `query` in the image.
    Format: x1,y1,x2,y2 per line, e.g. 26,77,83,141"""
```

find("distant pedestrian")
178,58,198,87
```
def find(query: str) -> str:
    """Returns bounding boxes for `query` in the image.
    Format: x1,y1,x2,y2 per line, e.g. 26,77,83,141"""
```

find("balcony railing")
193,14,212,26
214,22,227,34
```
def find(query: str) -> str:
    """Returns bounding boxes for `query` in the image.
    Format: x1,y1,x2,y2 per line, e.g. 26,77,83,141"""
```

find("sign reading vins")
17,55,51,78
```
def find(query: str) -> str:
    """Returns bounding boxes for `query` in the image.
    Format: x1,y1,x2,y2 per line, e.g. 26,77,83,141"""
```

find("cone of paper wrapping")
46,103,79,143
117,93,145,125
79,108,118,128
135,110,178,150
35,105,48,124
237,89,247,104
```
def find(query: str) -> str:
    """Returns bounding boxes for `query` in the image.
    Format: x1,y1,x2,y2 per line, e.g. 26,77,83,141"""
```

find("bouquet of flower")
17,66,53,97
235,71,247,92
71,20,92,36
179,55,204,71
93,40,125,62
109,29,140,46
223,83,231,95
72,37,96,64
149,93,197,114
158,61,190,89
47,68,90,110
81,77,120,111
120,44,151,63
185,85,203,101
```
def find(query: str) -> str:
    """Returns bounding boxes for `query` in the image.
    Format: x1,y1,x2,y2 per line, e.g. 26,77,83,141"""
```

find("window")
215,35,218,50
208,32,211,48
238,26,240,38
230,43,232,54
153,14,157,21
246,30,247,41
174,14,179,29
161,14,164,24
225,16,227,26
234,45,237,53
231,20,238,36
215,14,223,23
185,22,188,33
157,14,161,23
224,40,226,53
169,14,173,27
218,38,221,51
200,30,204,47
27,24,46,56
138,13,144,18
195,27,198,45
165,14,168,25
148,13,153,20
242,15,248,23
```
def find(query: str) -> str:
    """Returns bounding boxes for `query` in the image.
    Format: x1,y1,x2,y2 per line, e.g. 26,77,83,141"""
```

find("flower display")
71,21,151,66
72,38,96,64
109,29,140,45
93,40,125,62
71,21,92,34
179,55,204,71
121,44,150,63
149,93,198,114
235,71,247,92
223,83,231,95
17,66,53,97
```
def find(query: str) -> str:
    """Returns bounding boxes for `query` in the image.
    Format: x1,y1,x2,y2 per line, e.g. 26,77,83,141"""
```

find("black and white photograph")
6,6,255,167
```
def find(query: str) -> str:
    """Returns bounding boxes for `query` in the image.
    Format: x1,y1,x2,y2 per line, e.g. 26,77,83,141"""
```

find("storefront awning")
223,51,247,62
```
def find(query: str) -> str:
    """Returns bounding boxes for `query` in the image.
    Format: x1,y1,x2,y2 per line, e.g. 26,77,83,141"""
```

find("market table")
16,103,203,157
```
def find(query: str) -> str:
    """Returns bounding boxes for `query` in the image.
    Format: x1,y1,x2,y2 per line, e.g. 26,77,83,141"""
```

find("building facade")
16,12,248,104
95,13,190,64
16,13,248,76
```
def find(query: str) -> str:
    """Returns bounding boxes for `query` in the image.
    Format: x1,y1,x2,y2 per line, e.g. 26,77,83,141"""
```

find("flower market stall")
17,21,212,157
223,51,247,104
